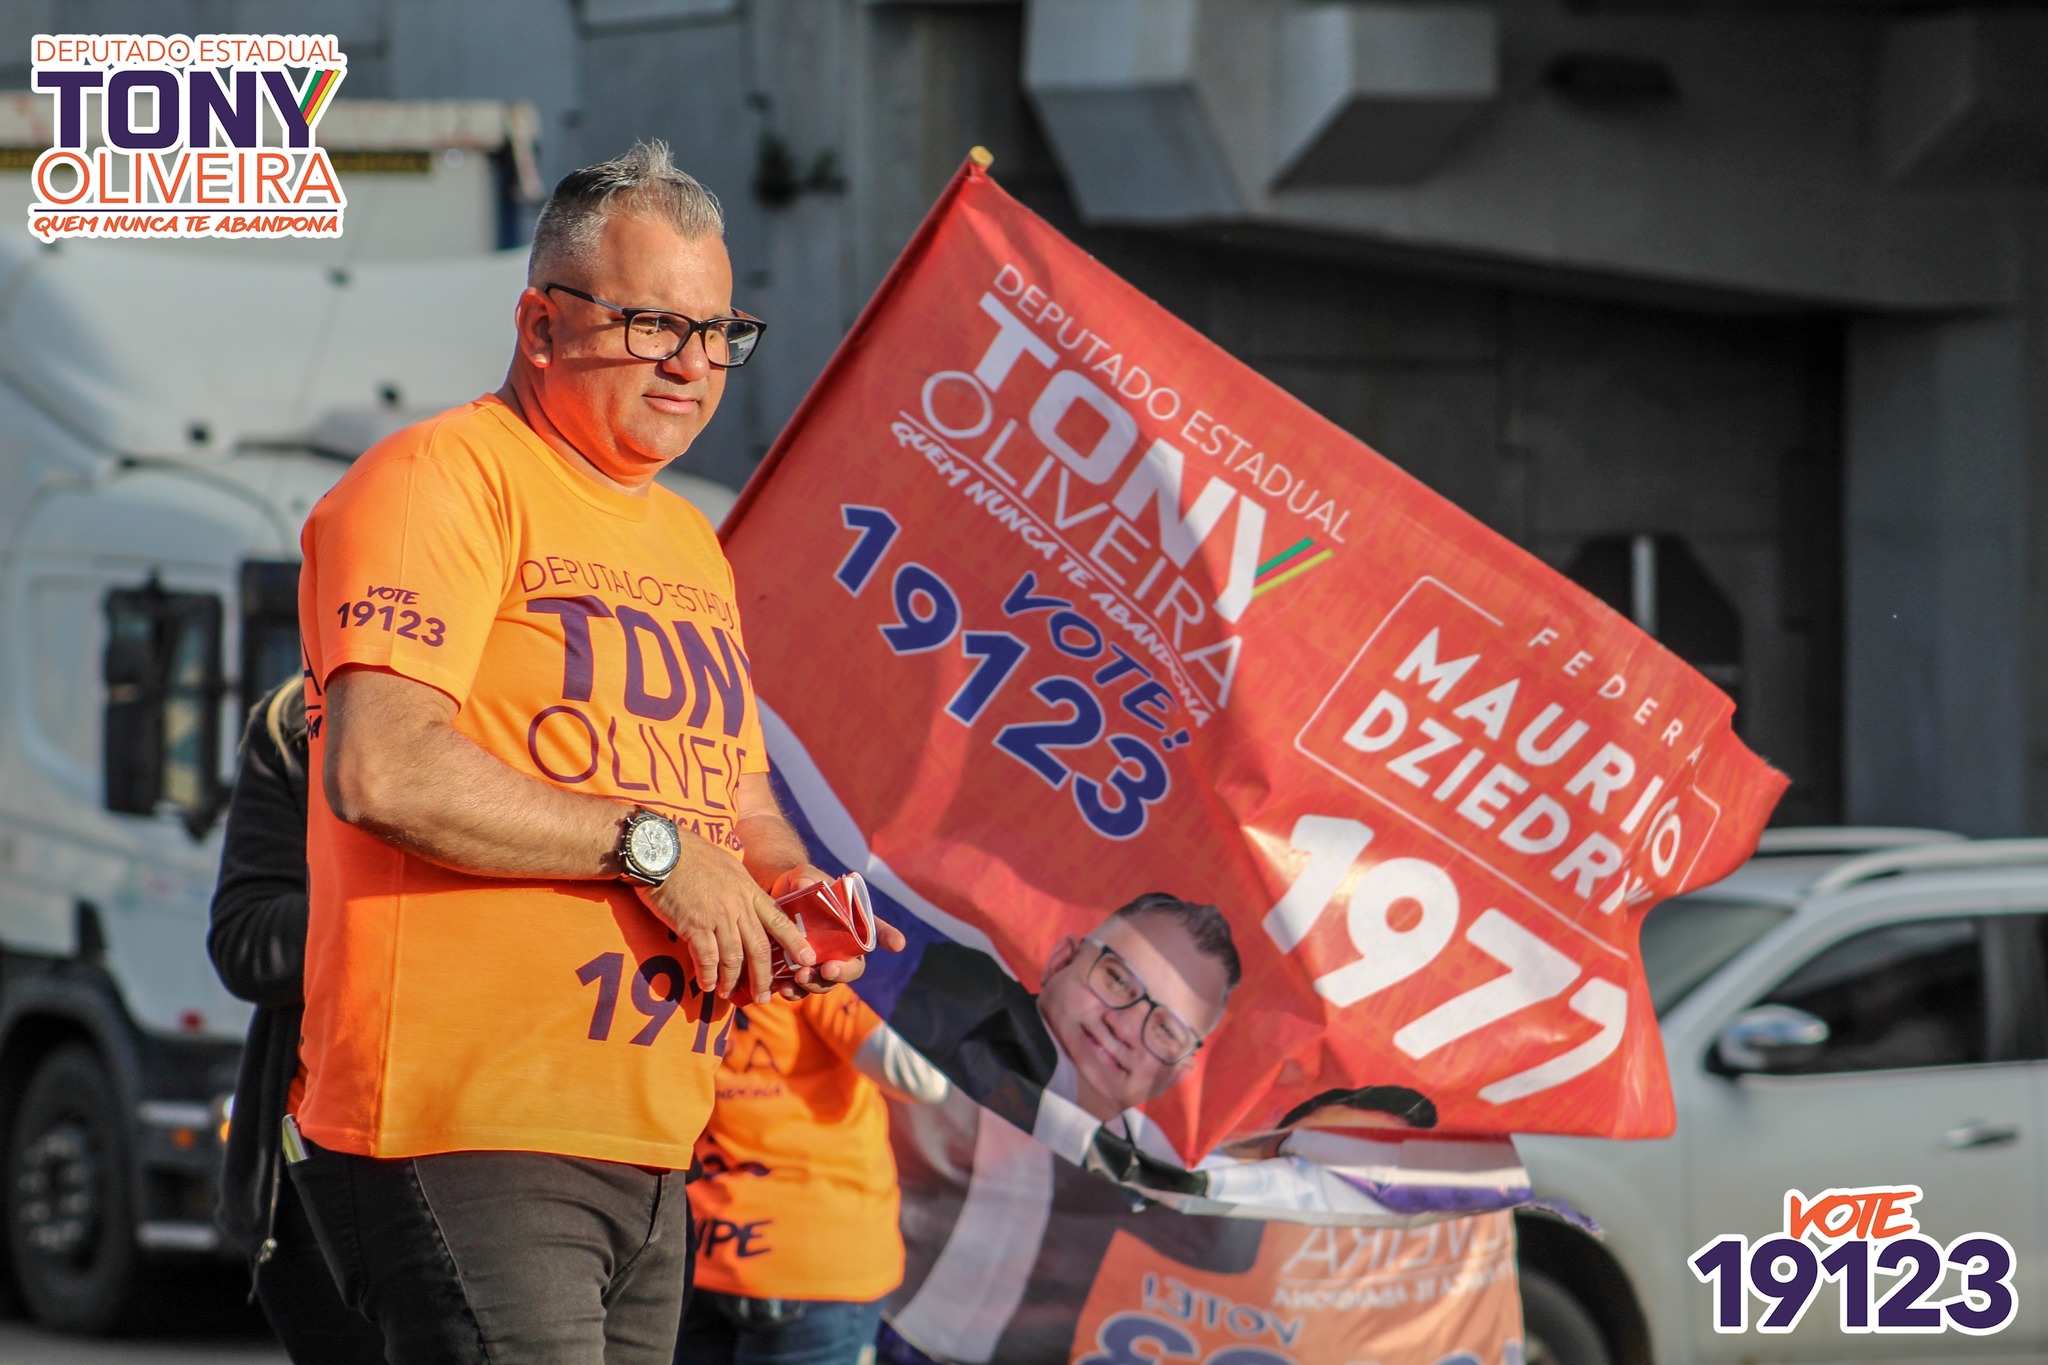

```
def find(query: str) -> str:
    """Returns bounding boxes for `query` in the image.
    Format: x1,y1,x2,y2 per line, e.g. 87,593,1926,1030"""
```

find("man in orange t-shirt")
286,142,900,1365
680,991,927,1364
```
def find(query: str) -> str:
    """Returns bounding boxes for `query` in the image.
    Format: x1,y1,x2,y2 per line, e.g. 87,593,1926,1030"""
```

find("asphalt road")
0,1322,286,1363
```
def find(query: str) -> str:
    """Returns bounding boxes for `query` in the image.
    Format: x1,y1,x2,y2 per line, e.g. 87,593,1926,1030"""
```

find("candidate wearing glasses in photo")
1034,916,1225,1122
876,894,1246,1365
885,892,1238,1130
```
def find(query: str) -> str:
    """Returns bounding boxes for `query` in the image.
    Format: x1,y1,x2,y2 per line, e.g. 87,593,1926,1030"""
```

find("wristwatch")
616,809,682,887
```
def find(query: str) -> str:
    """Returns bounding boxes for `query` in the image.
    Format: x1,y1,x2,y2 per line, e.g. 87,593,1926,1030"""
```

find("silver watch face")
627,816,680,876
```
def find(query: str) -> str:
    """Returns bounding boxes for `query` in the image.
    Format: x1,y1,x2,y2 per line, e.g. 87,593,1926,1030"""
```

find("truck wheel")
1521,1268,1612,1365
5,1043,156,1333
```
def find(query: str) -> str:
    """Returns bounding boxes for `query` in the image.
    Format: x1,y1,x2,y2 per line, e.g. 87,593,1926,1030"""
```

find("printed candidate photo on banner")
867,896,1521,1364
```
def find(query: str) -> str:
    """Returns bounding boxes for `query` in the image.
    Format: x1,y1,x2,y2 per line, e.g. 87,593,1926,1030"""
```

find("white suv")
1514,829,2048,1365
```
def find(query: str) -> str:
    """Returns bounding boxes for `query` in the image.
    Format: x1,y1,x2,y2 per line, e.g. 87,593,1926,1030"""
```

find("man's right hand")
636,834,816,1003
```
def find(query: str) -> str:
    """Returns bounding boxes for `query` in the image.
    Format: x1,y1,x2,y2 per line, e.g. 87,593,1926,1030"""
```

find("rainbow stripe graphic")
299,69,343,126
1250,536,1334,599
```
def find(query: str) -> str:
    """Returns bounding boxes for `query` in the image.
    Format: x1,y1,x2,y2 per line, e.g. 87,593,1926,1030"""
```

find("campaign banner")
723,157,1784,1183
1063,1213,1522,1365
879,1086,1525,1365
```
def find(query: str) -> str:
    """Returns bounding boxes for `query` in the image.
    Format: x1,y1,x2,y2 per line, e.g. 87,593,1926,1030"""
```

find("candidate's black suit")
882,942,1258,1364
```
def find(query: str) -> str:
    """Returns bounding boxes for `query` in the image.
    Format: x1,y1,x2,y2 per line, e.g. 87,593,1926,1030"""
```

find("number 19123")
1690,1233,2016,1336
335,598,446,647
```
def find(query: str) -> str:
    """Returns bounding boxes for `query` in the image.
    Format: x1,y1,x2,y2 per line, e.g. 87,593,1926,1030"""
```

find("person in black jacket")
209,679,387,1365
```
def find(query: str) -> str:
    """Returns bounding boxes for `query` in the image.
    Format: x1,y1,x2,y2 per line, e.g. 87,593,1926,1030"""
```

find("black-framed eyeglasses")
542,283,765,368
1080,938,1205,1066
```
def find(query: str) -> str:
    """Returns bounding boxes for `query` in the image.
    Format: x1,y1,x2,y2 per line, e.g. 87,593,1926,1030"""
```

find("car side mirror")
1713,1004,1829,1074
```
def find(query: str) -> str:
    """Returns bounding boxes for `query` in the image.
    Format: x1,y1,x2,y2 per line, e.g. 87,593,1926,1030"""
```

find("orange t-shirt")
295,394,766,1166
690,991,903,1302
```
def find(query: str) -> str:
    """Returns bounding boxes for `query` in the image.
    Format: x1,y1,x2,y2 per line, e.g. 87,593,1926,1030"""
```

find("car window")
2001,915,2048,1060
1639,897,1791,1016
1757,918,1984,1073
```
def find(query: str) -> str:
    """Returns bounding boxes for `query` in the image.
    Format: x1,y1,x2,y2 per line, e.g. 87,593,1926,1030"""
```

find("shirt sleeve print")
302,447,506,708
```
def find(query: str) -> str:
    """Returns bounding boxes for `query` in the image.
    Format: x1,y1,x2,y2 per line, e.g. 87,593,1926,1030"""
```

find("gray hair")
526,140,725,285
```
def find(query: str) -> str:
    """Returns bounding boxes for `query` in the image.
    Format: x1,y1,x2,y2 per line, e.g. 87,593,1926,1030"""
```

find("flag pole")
720,148,996,538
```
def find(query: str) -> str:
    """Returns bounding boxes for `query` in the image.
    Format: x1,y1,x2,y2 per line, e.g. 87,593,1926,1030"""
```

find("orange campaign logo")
723,154,1787,1161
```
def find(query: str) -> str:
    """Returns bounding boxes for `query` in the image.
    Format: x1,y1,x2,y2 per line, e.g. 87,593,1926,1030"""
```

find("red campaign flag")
724,156,1785,1167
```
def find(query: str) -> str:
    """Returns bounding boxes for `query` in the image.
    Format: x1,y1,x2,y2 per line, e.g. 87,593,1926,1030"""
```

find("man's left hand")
767,864,909,998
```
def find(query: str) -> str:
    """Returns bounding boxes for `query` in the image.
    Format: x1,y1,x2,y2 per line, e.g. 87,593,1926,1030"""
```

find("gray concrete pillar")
1844,314,2028,835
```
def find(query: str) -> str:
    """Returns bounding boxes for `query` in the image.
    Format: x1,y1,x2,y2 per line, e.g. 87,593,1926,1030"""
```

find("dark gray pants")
289,1140,690,1365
